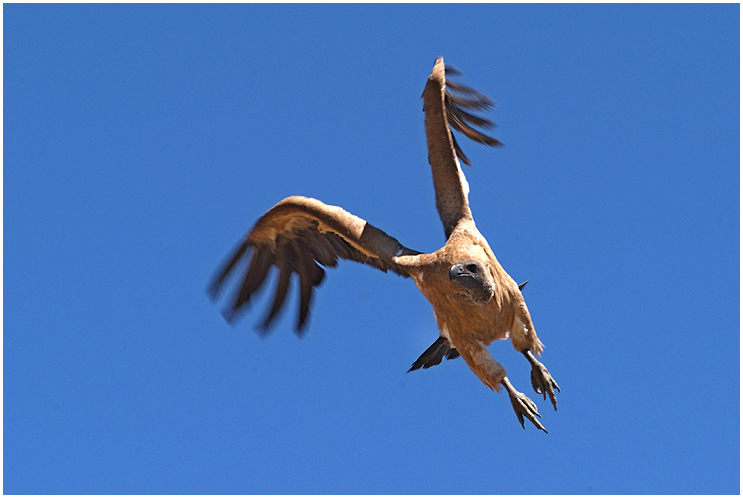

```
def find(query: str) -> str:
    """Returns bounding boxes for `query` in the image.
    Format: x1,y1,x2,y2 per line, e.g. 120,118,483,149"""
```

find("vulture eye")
466,263,478,273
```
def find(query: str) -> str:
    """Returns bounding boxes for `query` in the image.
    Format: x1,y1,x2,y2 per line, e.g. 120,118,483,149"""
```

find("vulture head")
448,259,495,305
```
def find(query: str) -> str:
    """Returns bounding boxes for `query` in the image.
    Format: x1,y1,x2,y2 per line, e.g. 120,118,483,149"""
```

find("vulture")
208,57,560,433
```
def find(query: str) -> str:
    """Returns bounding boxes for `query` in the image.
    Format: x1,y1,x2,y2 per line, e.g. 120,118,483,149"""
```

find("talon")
523,350,560,411
502,377,548,434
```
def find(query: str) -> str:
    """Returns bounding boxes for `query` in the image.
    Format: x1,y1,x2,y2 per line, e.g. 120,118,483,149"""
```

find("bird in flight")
208,57,560,433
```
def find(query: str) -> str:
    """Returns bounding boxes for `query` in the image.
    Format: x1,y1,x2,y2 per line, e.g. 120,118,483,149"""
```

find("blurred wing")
208,195,419,334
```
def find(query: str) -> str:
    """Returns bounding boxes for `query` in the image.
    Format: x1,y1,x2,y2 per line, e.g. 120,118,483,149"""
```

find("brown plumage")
208,57,559,432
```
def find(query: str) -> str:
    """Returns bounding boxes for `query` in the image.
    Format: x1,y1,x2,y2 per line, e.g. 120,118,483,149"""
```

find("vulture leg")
501,377,548,434
522,350,560,411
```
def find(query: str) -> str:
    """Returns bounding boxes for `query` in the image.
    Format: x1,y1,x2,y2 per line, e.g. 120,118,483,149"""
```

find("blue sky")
3,3,739,494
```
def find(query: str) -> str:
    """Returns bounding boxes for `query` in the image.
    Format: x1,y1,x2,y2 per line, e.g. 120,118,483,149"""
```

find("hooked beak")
449,263,465,281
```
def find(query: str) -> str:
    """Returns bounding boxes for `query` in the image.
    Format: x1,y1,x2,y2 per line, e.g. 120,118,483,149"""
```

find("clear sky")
3,3,739,494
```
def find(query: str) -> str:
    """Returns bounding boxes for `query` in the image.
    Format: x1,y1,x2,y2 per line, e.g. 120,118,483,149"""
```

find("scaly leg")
522,350,560,410
501,377,547,433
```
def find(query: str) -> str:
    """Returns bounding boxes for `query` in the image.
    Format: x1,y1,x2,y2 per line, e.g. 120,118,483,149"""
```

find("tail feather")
445,348,460,360
408,336,460,372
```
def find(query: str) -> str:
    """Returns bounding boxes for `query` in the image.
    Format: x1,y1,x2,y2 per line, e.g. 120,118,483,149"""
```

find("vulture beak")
449,263,465,281
449,262,481,288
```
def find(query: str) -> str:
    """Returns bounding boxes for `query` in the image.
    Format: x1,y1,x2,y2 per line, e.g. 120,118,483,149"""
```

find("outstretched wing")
422,57,502,238
208,195,420,334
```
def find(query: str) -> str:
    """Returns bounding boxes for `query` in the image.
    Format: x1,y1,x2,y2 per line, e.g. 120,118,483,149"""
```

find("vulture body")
209,58,559,432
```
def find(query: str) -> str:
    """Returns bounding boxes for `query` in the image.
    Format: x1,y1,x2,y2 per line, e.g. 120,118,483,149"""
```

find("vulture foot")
502,377,548,434
523,350,560,410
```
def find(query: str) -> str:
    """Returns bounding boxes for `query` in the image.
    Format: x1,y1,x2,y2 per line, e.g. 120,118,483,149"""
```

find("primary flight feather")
208,57,560,432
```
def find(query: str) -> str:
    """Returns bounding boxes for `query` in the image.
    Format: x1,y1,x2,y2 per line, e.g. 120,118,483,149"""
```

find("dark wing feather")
258,252,292,333
230,247,276,318
448,105,495,130
443,67,503,166
208,195,419,334
207,238,250,299
444,64,464,76
445,91,494,111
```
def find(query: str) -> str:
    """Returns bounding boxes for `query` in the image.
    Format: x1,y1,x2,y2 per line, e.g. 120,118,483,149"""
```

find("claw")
502,377,548,434
530,362,561,410
523,350,560,411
